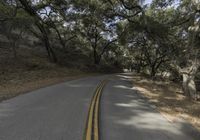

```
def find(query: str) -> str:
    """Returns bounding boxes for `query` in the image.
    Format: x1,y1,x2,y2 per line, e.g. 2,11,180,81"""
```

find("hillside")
0,46,97,101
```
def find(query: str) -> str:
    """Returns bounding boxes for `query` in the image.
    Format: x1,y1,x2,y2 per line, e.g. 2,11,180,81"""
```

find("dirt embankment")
0,66,95,102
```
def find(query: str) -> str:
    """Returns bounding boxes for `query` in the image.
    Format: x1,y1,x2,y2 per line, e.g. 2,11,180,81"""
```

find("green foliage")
0,0,199,77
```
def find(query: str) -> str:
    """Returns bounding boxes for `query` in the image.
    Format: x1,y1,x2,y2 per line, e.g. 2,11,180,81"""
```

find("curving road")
0,74,199,140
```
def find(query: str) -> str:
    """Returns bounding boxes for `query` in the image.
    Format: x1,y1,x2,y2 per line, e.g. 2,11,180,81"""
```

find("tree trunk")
43,35,57,63
11,41,17,58
94,55,101,65
150,66,156,78
54,26,66,48
136,65,141,73
36,23,57,63
182,73,197,100
93,49,101,65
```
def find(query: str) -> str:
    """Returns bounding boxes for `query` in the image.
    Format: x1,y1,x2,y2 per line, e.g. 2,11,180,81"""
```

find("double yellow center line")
84,80,107,140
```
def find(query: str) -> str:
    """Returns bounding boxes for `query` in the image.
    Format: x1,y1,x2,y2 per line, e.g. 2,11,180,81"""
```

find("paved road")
0,74,199,140
101,74,199,140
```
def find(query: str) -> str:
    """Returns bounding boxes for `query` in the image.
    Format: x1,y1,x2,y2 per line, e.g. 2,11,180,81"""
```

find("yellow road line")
85,83,102,140
85,80,107,140
94,81,106,140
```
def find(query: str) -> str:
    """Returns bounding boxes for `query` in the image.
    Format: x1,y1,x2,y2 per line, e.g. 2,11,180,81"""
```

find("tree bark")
93,49,101,65
11,41,17,58
182,73,197,99
150,67,156,77
36,23,57,63
181,60,199,100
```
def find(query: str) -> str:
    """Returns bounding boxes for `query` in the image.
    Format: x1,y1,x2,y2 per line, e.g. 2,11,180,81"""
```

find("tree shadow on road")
100,74,200,140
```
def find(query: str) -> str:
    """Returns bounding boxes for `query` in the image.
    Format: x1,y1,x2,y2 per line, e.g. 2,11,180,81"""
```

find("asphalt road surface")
0,74,199,140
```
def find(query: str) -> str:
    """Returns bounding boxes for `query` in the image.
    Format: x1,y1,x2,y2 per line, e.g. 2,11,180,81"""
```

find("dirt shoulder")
0,47,101,102
0,66,99,102
132,75,200,131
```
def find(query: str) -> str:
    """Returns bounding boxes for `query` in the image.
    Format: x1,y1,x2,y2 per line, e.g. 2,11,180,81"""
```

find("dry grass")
0,67,96,101
132,75,200,131
0,48,98,101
